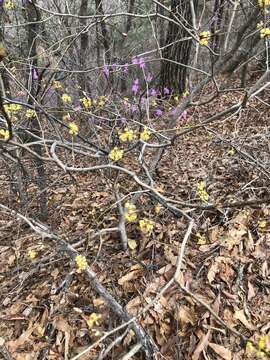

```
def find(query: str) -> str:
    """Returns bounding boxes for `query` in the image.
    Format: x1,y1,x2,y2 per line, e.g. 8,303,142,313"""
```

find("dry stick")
97,329,129,360
176,283,249,343
115,187,128,250
120,343,143,360
50,141,191,220
0,203,157,359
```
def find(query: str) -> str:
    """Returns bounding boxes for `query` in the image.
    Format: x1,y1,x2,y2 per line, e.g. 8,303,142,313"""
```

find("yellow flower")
118,127,135,142
197,181,209,202
260,28,270,38
228,148,235,156
258,220,267,229
155,204,162,214
139,218,154,234
196,233,207,245
26,109,37,118
258,335,268,350
68,122,79,135
257,21,264,29
199,31,211,46
140,127,151,141
246,341,254,352
87,313,102,328
52,81,62,89
124,202,137,222
98,96,106,107
0,129,10,140
75,254,88,272
182,90,189,97
109,147,123,161
4,0,15,10
174,95,179,102
81,97,92,109
28,249,37,260
62,93,72,103
258,0,270,7
4,103,22,113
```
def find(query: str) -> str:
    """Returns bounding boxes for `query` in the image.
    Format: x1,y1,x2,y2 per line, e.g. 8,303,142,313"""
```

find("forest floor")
0,76,270,360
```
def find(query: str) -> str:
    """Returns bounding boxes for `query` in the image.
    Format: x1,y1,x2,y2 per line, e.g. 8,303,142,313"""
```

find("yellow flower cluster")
109,147,123,161
199,31,211,46
258,219,267,229
28,249,37,260
52,81,62,89
139,218,154,234
140,127,151,141
62,93,72,103
4,103,22,113
81,97,92,109
197,181,209,202
257,21,264,29
26,109,37,118
87,313,102,328
4,0,15,10
68,122,79,135
124,202,137,222
119,127,135,142
258,0,270,7
260,27,270,38
75,254,88,272
0,129,10,140
246,335,270,358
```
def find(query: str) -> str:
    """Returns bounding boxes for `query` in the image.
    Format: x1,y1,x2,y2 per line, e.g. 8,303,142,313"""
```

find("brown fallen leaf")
234,309,254,331
209,342,232,360
192,330,211,360
118,269,142,285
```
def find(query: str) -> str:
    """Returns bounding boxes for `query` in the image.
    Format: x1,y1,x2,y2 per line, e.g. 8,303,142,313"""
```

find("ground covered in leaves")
0,77,270,360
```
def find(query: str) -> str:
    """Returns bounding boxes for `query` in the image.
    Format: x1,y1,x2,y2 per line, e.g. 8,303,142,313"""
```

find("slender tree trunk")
78,0,91,96
95,0,111,65
160,0,198,94
211,0,225,53
26,0,48,221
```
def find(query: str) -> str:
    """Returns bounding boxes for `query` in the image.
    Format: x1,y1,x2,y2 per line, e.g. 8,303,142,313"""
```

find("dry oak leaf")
209,342,232,360
234,309,254,331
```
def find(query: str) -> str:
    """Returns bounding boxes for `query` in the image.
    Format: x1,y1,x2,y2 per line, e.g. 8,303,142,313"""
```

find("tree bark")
160,0,198,94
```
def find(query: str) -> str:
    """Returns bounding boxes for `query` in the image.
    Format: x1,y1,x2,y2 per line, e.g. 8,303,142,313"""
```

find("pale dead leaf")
118,270,142,285
192,330,211,360
209,342,232,360
247,281,256,300
207,261,219,283
234,309,254,330
128,239,137,250
176,305,196,326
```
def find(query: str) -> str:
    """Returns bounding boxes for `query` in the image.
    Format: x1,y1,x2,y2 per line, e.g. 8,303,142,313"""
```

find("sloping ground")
0,79,270,360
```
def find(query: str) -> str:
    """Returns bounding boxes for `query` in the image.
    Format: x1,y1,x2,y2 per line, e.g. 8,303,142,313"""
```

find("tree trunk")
26,0,48,221
160,0,198,95
78,0,91,96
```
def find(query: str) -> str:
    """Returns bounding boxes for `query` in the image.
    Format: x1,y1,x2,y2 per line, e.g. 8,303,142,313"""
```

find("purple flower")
145,73,153,83
131,104,137,113
150,88,157,97
138,57,145,69
155,108,163,117
170,107,177,116
123,63,129,73
132,79,140,94
164,87,170,95
132,57,139,65
112,63,117,71
32,68,38,80
103,65,109,77
179,110,188,121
